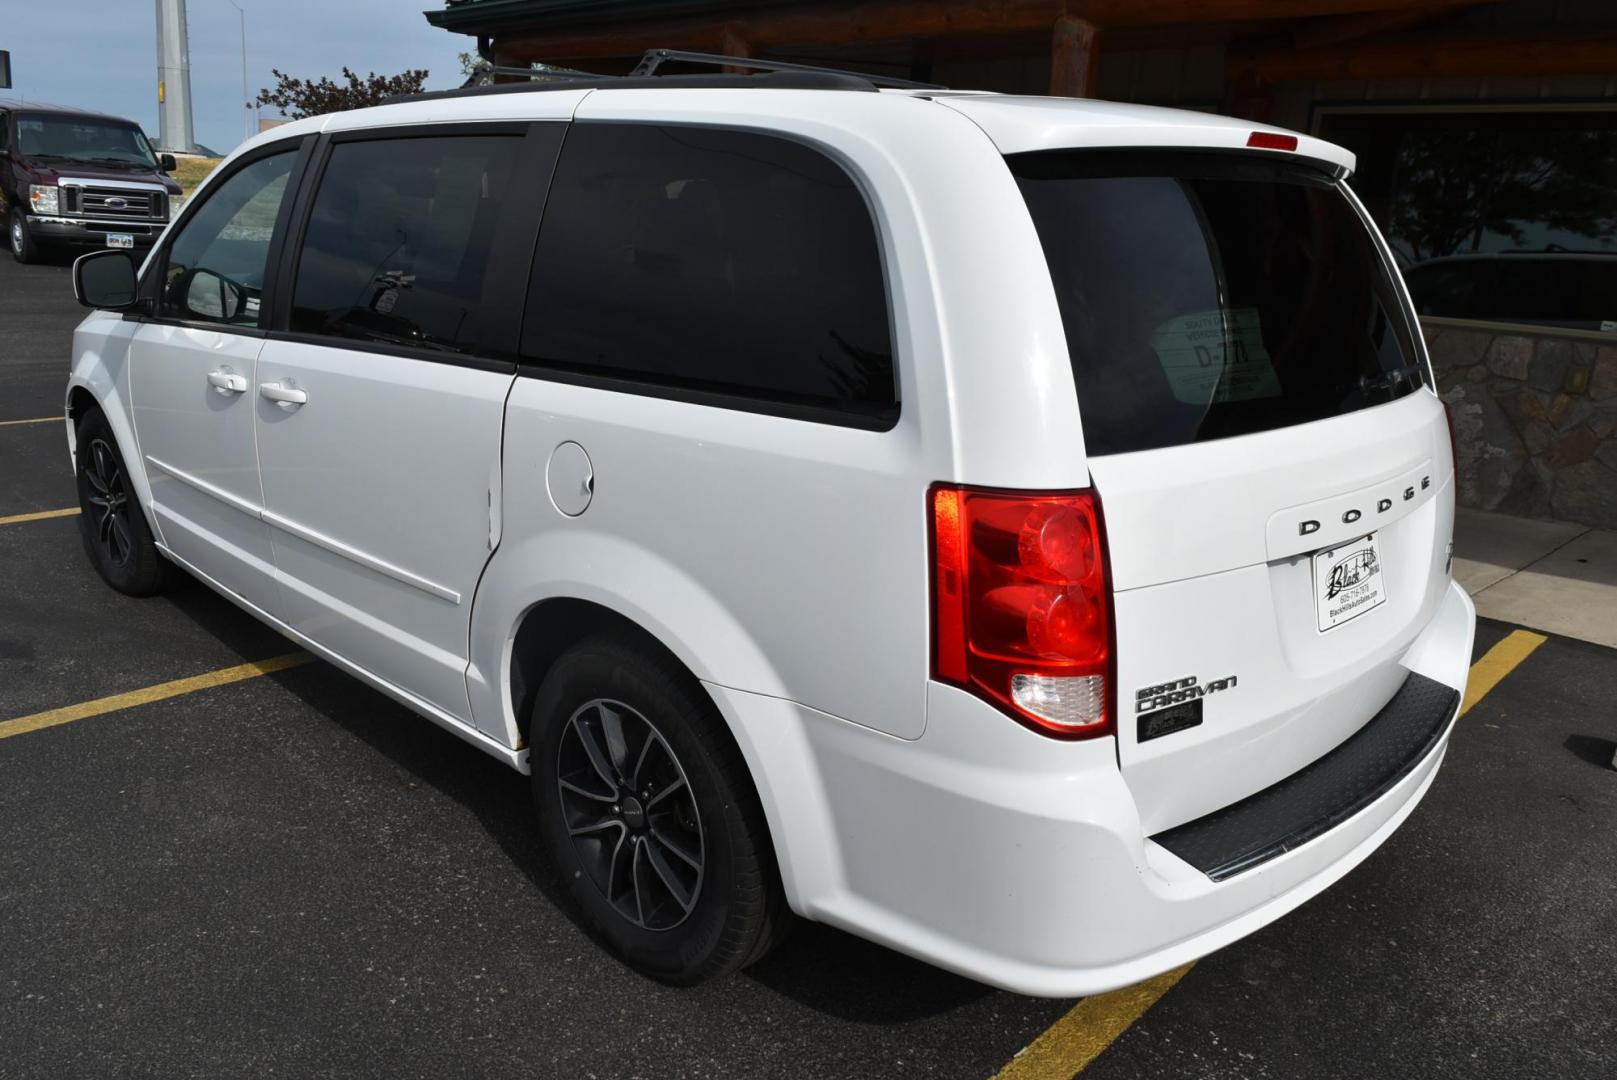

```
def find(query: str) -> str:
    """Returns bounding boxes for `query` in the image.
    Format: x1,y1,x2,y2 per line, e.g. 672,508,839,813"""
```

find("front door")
253,130,533,722
129,147,301,613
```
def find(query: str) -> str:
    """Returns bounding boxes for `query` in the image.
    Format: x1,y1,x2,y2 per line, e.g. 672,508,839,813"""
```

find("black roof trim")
632,49,942,90
386,69,878,105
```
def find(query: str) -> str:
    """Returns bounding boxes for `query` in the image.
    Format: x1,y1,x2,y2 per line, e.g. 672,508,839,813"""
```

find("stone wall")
1427,321,1617,528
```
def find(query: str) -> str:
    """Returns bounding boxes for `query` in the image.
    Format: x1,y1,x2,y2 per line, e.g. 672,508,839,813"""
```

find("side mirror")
73,250,138,310
182,268,246,322
160,152,178,173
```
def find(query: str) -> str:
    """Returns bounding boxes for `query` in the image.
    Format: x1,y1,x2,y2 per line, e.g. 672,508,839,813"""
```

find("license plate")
105,233,134,249
1313,532,1386,631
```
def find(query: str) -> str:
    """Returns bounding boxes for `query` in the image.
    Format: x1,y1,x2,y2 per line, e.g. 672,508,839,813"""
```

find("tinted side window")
522,124,896,425
161,150,296,328
291,135,519,355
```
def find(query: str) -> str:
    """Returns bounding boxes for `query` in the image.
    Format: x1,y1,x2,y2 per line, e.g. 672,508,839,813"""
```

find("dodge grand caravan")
65,54,1474,995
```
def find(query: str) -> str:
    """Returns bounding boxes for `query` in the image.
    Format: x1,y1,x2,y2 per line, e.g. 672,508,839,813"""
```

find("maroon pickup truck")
2,101,182,264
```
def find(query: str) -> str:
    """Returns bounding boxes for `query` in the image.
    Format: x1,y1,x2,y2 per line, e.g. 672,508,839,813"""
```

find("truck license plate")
1314,533,1386,631
106,233,134,249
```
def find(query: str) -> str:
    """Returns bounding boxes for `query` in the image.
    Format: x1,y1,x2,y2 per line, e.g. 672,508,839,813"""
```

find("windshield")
16,114,158,168
1012,151,1424,456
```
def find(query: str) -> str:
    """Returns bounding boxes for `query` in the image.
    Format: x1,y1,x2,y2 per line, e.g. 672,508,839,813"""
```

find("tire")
531,632,787,985
74,408,172,596
9,208,40,264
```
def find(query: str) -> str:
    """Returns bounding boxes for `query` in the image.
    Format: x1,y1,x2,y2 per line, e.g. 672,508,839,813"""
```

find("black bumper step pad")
1151,672,1461,881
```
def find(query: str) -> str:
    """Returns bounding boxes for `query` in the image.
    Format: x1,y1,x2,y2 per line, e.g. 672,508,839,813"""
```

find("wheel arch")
507,594,797,908
64,369,163,543
509,596,692,748
66,384,98,449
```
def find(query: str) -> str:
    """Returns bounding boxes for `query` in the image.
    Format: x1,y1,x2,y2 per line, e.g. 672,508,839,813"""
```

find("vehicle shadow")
161,584,1003,1023
158,572,304,659
1564,733,1617,770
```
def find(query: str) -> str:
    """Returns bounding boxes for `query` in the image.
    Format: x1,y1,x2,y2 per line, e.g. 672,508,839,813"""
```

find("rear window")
1011,151,1423,456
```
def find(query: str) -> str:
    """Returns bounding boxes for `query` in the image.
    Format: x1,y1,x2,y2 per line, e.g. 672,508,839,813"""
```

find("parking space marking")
991,625,1548,1079
0,416,62,427
1461,629,1547,716
0,507,79,526
994,964,1191,1079
0,653,315,742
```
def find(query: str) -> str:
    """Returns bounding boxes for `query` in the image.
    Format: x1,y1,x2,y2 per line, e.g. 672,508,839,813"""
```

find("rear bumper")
1153,670,1460,881
27,214,162,248
707,579,1475,997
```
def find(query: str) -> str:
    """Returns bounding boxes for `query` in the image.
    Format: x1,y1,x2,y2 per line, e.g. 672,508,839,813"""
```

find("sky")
3,0,470,154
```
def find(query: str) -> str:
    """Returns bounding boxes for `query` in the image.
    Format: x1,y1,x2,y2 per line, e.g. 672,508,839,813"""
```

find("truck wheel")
74,408,173,596
531,632,787,985
10,209,40,264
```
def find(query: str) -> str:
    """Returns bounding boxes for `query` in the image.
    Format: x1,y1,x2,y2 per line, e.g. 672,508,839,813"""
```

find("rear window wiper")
1358,363,1423,396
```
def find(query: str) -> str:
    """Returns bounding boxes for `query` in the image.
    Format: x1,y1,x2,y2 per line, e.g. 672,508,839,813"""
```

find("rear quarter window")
520,123,897,427
1012,151,1424,456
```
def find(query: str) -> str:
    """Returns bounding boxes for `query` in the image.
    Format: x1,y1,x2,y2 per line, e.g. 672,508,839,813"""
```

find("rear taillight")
930,485,1114,739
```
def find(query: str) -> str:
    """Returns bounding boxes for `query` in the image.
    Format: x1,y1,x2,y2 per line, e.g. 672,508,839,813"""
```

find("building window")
1319,106,1617,334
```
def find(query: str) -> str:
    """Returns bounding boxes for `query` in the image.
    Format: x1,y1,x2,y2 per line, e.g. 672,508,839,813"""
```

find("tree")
1387,127,1617,262
256,67,429,120
459,51,490,83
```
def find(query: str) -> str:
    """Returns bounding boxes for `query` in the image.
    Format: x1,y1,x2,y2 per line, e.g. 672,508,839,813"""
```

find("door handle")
206,370,248,394
258,380,308,408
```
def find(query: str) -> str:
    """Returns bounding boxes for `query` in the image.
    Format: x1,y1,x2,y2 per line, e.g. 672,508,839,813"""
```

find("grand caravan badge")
1135,673,1239,714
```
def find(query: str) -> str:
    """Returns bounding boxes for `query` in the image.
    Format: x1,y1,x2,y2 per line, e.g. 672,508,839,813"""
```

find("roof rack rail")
464,64,610,87
630,49,945,90
385,49,946,106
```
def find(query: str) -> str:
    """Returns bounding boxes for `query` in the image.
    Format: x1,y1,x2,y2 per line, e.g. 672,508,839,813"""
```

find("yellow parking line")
995,965,1191,1079
0,507,79,526
992,627,1547,1079
0,416,62,427
0,653,316,742
1461,629,1547,716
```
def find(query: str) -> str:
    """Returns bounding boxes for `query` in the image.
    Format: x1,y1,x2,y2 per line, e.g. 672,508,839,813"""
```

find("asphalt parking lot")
2,250,1615,1080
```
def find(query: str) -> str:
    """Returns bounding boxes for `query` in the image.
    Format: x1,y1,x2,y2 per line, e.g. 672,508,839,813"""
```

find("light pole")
226,0,252,141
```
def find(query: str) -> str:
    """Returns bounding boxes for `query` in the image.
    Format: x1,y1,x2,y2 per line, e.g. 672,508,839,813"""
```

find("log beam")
1050,15,1100,97
1234,30,1617,82
720,24,751,73
1291,2,1480,51
488,0,1471,63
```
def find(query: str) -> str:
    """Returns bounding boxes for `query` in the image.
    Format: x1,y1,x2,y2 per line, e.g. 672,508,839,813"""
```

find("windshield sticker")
1149,308,1282,404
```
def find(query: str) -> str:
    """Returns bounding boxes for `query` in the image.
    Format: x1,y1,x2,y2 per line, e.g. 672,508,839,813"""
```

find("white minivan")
66,55,1474,996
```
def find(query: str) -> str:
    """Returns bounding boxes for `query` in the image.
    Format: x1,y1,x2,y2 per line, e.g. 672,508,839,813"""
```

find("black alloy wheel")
73,408,173,596
556,698,706,930
532,632,787,984
83,436,134,569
